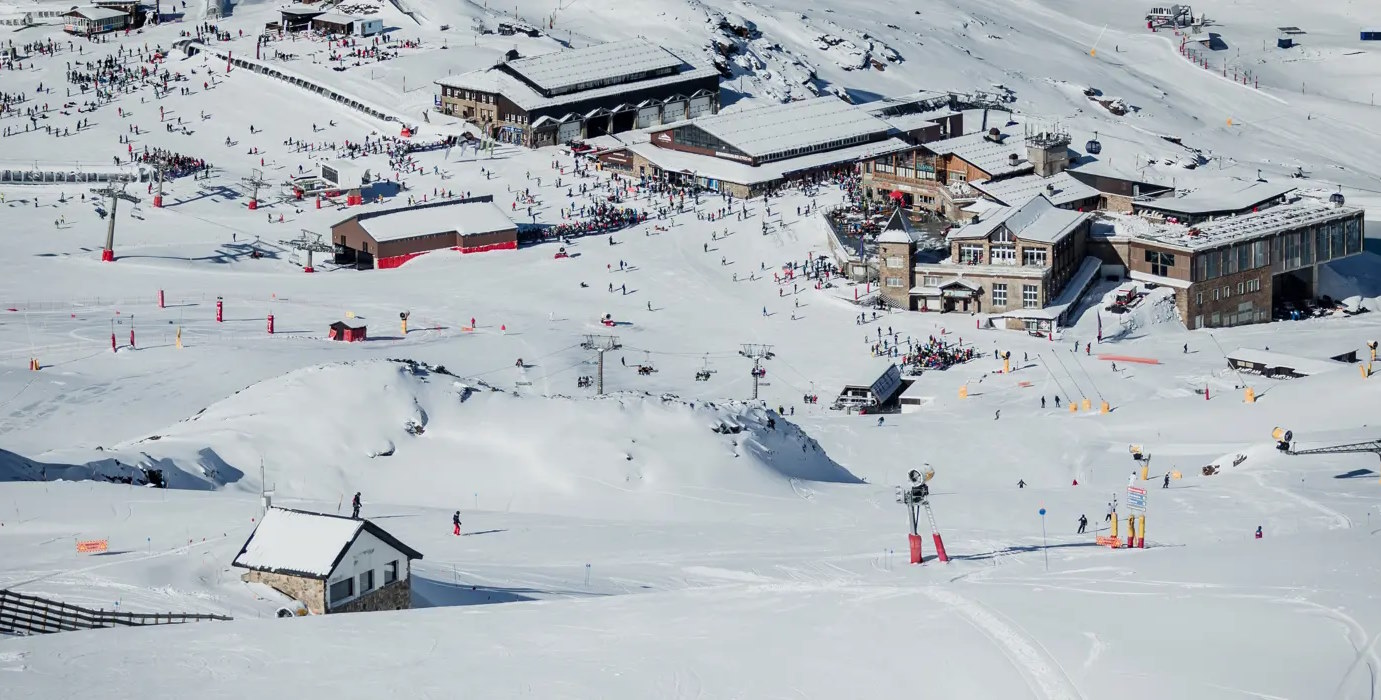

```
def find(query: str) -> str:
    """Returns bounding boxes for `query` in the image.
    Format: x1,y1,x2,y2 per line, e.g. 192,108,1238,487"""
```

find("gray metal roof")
436,55,716,113
357,201,515,243
691,97,892,159
1124,201,1360,251
506,39,681,94
1134,179,1298,216
68,6,127,20
970,172,1098,207
949,195,1088,245
926,130,1033,178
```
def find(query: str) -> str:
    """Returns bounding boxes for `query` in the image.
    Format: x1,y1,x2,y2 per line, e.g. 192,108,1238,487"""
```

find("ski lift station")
329,196,517,270
1146,5,1193,28
833,362,904,412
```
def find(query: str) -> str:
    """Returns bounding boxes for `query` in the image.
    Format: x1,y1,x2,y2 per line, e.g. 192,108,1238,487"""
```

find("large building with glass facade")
1097,199,1365,329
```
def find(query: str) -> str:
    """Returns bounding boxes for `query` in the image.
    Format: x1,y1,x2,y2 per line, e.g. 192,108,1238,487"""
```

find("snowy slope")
3,0,1381,696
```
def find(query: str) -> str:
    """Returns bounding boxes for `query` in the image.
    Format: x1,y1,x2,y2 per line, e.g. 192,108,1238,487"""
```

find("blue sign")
1039,508,1046,516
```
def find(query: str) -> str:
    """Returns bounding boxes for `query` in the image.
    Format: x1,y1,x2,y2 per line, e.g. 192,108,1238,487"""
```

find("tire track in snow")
920,586,1084,700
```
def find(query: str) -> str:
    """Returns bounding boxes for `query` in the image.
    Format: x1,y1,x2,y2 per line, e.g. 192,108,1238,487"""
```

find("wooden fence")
0,589,231,636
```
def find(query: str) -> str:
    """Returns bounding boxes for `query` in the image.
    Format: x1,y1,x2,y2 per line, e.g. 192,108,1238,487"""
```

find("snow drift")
23,360,858,519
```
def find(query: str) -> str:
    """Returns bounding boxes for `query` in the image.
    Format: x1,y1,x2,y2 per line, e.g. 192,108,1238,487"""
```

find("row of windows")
328,560,401,605
1195,278,1261,305
988,283,1040,308
1193,307,1268,329
443,87,494,104
958,243,1051,267
761,134,869,163
1191,216,1364,283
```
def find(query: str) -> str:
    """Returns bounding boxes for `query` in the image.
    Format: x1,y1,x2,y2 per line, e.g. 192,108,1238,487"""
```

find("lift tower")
91,182,140,262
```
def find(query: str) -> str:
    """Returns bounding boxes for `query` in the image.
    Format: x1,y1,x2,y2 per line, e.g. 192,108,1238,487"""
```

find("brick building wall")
1183,266,1272,329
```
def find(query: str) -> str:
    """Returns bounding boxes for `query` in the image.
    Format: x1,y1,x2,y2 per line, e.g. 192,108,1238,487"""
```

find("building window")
329,578,354,604
950,171,967,183
885,276,904,288
991,246,1016,264
959,244,984,264
992,283,1007,306
1195,292,1203,305
1022,284,1039,308
1237,282,1244,295
1146,250,1175,277
1023,249,1047,266
1222,285,1230,298
1213,288,1219,301
991,227,1012,244
886,256,903,268
1211,312,1221,326
922,275,941,286
385,561,399,584
1193,315,1203,329
359,570,375,594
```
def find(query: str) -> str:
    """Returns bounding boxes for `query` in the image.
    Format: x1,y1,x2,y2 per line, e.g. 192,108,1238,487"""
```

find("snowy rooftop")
859,90,953,115
970,172,1098,208
1109,202,1361,251
436,56,717,113
1227,348,1345,376
313,12,361,24
879,113,939,134
627,136,912,186
1134,180,1298,216
232,508,368,578
948,195,1088,245
926,131,1032,178
68,7,127,20
355,201,515,243
279,4,325,16
505,40,682,94
690,97,893,160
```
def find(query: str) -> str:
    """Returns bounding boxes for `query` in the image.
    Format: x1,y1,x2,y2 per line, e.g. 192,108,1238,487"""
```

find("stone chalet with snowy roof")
232,508,423,615
877,197,1101,331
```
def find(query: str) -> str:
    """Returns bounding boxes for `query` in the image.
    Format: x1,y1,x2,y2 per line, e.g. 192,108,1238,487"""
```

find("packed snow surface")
2,0,1381,696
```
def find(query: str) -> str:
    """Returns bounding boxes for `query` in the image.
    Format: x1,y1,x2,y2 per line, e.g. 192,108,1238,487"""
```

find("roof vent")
985,127,1003,143
1008,153,1020,165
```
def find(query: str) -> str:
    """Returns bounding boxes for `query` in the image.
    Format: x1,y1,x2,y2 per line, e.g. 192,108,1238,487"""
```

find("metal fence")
0,589,231,636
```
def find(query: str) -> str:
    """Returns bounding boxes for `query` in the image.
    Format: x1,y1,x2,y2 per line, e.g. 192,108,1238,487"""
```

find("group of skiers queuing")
350,492,466,536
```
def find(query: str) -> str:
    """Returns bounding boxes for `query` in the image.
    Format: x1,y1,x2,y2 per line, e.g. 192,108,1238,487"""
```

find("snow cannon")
1272,427,1292,452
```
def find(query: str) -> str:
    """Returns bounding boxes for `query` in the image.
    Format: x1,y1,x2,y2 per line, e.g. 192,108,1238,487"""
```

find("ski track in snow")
921,586,1084,700
1247,470,1353,530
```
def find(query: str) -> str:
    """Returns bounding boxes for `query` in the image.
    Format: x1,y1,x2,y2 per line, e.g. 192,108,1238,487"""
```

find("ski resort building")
1094,197,1365,329
860,127,1073,220
1130,180,1298,224
833,362,904,412
878,196,1101,330
232,508,423,615
330,196,517,270
62,7,130,34
279,5,325,32
309,12,382,37
435,39,720,146
612,96,913,198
